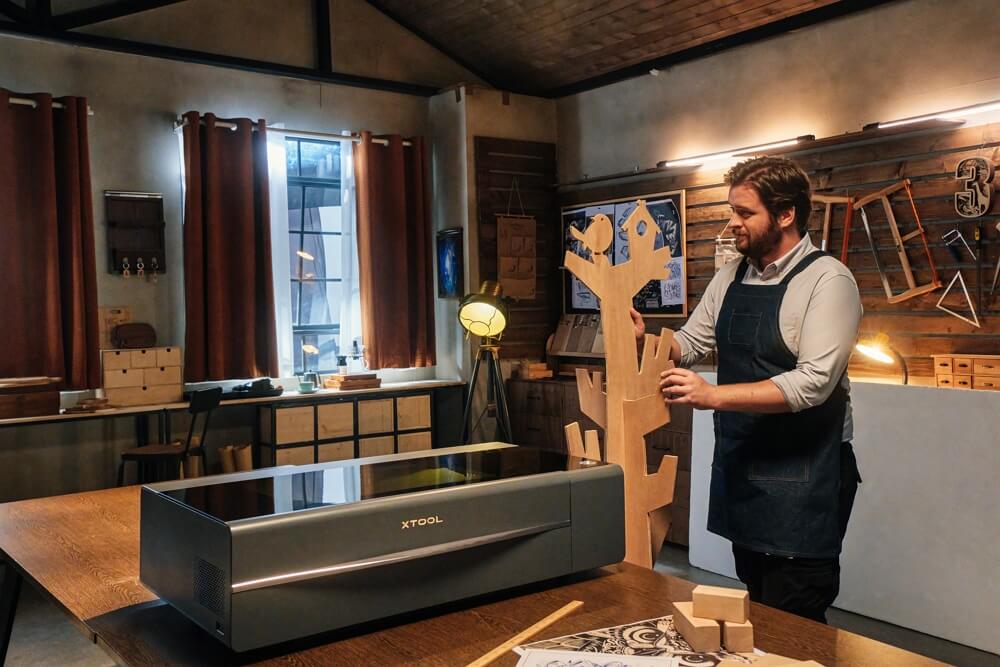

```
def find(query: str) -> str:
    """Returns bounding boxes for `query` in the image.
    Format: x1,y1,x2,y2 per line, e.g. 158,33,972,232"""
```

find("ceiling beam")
365,0,503,91
52,0,188,30
314,0,331,73
0,20,439,97
545,0,901,97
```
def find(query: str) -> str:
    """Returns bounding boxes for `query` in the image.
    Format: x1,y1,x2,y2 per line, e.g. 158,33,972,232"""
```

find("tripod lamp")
458,281,512,443
856,332,908,385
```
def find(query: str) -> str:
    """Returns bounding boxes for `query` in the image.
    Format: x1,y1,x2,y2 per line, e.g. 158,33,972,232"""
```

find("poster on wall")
562,191,686,316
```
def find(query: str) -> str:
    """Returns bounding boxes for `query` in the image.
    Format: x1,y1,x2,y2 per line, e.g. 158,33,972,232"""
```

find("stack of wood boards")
101,347,183,406
324,372,381,390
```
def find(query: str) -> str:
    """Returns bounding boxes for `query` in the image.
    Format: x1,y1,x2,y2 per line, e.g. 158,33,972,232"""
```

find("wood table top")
0,485,944,666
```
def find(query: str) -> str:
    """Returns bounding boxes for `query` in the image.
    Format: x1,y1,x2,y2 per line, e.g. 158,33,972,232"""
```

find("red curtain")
355,132,435,369
181,111,278,381
0,90,100,389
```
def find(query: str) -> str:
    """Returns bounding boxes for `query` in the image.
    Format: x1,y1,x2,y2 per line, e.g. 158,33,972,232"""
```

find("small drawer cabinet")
259,391,438,467
101,347,183,406
933,354,1000,392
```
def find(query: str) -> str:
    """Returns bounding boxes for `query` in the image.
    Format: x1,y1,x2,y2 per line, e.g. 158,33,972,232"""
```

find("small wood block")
722,618,754,653
692,584,749,623
672,601,720,652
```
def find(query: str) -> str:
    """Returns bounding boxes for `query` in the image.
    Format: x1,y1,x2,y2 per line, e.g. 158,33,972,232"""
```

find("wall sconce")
855,333,908,385
657,135,815,169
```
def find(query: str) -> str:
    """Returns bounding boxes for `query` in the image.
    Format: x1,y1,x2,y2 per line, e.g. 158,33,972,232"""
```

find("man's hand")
660,367,718,410
630,308,645,341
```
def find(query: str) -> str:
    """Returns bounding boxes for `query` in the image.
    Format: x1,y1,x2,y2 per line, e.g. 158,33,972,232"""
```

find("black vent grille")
194,558,225,615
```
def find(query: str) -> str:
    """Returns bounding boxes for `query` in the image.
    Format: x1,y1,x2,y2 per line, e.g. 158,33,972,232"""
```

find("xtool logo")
401,515,444,529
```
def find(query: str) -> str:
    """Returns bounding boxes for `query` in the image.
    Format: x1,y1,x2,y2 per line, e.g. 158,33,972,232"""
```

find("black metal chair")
116,387,222,486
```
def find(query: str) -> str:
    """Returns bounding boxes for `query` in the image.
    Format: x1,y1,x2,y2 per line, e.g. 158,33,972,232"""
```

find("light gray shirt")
676,234,862,441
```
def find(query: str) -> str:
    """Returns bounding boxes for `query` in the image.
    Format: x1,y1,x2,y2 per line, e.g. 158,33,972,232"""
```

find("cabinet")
259,390,440,466
101,346,183,406
507,378,693,546
933,354,1000,391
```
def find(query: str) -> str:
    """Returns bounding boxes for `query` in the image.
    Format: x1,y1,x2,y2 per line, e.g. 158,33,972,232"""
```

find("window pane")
300,233,343,279
285,139,299,177
300,141,340,180
289,233,309,279
300,280,343,326
290,281,300,325
303,186,342,233
287,186,303,231
293,331,339,374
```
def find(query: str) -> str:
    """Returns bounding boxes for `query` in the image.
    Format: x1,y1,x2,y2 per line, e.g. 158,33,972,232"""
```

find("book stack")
324,372,381,391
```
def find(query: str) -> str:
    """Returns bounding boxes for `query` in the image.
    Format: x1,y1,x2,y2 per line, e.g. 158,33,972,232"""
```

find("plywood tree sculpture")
563,201,679,568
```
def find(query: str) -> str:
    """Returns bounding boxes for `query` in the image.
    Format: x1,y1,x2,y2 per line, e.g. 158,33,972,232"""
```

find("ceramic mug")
298,381,315,393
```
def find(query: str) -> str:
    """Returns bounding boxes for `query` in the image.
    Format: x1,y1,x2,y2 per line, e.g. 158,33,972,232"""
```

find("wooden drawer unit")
396,394,431,430
129,349,158,368
954,375,973,389
973,377,1000,391
359,436,394,458
104,368,144,389
275,406,314,444
358,399,393,435
105,384,183,406
317,402,354,440
317,441,354,462
933,357,953,374
142,366,182,386
276,445,315,466
973,359,1000,376
936,374,954,388
156,347,182,367
397,431,432,453
102,350,130,370
952,358,974,374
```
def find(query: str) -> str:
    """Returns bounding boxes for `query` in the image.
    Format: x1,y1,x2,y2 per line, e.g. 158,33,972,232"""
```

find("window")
284,137,348,374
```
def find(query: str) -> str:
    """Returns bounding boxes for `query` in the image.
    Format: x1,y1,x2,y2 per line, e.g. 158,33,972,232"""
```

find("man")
633,156,862,623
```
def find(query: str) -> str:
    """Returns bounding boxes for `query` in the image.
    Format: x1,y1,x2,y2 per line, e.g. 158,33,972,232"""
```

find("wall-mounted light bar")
656,135,814,169
875,99,1000,129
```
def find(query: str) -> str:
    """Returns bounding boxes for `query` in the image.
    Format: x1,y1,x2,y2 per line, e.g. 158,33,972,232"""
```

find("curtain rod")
10,96,95,116
172,118,411,146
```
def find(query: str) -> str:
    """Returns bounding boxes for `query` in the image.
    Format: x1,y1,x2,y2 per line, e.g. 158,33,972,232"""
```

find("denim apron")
708,251,847,558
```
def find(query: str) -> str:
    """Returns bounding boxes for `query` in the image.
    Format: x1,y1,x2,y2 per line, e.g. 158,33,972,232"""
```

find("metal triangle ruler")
935,271,980,328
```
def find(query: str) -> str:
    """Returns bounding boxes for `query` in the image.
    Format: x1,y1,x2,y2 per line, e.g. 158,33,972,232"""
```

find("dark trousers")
732,442,860,624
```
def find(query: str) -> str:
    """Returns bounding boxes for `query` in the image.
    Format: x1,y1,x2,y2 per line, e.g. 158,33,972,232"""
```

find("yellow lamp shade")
458,281,508,338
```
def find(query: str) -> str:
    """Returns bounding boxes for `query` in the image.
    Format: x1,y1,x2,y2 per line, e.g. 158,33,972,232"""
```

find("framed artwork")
562,190,687,316
436,227,463,298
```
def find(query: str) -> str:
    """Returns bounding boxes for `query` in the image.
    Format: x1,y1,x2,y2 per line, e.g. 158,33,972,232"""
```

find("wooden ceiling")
367,0,896,96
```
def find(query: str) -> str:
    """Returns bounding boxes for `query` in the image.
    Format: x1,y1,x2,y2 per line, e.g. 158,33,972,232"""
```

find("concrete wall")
557,0,1000,183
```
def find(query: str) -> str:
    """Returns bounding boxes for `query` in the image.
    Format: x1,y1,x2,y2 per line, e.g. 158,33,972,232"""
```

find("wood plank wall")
474,136,560,359
560,122,1000,384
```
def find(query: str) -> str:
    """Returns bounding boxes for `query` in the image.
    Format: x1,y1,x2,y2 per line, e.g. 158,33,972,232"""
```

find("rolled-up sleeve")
771,272,862,412
674,264,733,368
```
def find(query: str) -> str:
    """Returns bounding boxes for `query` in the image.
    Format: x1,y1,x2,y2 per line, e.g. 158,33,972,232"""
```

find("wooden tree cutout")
563,201,679,568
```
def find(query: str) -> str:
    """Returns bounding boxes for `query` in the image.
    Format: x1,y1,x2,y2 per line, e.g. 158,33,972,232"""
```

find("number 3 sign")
955,157,994,218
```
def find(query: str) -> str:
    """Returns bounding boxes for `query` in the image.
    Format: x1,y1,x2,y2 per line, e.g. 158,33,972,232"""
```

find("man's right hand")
630,308,645,341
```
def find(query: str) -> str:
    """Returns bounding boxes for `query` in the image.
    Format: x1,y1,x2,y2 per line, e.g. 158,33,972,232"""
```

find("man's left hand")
660,368,718,410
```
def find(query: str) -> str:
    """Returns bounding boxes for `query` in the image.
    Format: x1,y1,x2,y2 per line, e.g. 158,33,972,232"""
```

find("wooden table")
0,486,943,666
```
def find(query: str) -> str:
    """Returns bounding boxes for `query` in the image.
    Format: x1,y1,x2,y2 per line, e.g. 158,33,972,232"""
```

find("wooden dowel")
466,600,584,667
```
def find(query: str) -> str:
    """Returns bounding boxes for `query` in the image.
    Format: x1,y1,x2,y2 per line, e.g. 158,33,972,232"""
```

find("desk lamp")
458,280,512,443
856,332,908,385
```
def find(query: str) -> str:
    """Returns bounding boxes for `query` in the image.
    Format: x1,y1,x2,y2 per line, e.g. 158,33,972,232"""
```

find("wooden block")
104,384,183,407
103,368,143,389
317,441,354,462
276,445,314,466
358,398,393,434
692,585,749,623
275,406,314,444
102,349,130,370
935,374,953,388
672,601,720,652
129,349,157,368
156,346,182,367
953,374,972,389
317,402,354,439
722,619,754,653
142,366,182,386
397,431,432,453
232,444,253,471
359,436,394,457
396,394,431,430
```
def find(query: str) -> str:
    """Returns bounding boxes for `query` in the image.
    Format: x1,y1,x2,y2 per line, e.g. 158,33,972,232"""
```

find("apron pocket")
728,312,761,347
748,456,811,482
